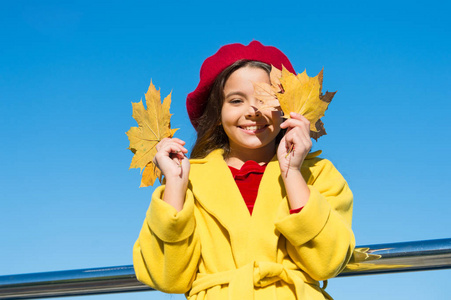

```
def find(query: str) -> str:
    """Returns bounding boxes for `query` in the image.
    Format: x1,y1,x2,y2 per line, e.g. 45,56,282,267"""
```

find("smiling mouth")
238,125,269,132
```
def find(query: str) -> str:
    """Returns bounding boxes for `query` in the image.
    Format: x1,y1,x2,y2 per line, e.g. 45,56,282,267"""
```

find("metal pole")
339,238,451,276
0,266,152,299
1,238,450,299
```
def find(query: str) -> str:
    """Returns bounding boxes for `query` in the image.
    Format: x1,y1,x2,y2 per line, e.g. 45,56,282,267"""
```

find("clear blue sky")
1,0,450,299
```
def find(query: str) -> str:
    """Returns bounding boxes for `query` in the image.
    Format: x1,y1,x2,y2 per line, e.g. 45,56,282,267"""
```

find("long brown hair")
190,60,284,159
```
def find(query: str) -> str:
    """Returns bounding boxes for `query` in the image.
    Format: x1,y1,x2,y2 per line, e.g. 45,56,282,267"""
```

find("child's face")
221,66,282,156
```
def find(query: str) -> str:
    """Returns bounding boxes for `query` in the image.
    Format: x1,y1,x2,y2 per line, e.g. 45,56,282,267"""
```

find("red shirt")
228,161,303,215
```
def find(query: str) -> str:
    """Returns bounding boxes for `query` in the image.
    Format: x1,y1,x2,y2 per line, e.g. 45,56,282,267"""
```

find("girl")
133,41,355,299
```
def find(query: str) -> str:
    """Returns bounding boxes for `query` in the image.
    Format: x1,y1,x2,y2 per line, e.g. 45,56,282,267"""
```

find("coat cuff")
147,185,195,243
275,186,331,246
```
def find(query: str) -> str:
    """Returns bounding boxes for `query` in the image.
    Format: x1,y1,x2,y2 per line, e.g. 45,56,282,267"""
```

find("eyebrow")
225,91,247,99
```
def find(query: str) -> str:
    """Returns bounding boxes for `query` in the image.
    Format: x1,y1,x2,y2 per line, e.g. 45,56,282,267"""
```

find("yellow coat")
133,149,355,299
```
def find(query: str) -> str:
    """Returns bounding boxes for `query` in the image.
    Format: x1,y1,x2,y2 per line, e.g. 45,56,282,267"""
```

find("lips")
238,124,269,133
242,125,263,131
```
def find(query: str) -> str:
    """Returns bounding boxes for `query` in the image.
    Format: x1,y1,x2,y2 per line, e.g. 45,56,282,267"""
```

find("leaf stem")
285,144,294,158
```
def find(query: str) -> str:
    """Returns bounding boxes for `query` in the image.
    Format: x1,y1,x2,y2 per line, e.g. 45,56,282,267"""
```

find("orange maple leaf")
255,66,335,140
126,80,178,187
253,66,282,111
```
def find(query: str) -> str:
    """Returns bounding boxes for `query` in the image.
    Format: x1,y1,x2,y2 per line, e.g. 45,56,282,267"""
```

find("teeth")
243,125,262,131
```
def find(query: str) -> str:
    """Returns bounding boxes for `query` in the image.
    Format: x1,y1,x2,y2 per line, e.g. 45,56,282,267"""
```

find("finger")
170,150,187,161
171,138,187,146
284,127,311,150
154,144,186,168
159,139,188,152
157,138,188,152
281,124,310,143
169,146,188,154
280,120,308,131
156,137,170,151
161,143,187,157
282,131,295,149
166,139,188,153
291,124,310,141
280,116,310,129
289,112,309,121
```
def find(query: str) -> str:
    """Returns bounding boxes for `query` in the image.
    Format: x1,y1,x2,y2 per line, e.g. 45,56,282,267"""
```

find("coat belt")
189,261,331,299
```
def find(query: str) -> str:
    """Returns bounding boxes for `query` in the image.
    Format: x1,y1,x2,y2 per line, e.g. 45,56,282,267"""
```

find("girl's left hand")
277,112,312,174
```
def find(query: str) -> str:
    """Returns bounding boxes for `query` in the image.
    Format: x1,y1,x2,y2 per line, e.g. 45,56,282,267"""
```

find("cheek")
220,106,227,124
221,106,240,125
220,110,227,125
270,111,283,126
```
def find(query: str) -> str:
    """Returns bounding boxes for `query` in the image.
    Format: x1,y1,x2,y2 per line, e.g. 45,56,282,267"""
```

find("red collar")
228,160,267,180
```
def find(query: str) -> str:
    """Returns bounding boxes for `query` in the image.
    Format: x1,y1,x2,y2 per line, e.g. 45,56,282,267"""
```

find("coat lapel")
249,156,286,260
189,149,252,265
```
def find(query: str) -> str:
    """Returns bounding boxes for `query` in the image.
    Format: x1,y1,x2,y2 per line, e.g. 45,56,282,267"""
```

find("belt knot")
252,261,290,287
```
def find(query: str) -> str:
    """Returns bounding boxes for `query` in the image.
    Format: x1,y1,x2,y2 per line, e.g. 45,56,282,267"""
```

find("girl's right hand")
153,138,190,211
153,138,190,184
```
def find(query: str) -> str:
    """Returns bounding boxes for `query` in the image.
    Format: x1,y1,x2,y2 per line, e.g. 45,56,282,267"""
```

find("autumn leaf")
126,80,178,187
253,82,279,111
255,66,336,140
269,64,282,90
253,65,282,111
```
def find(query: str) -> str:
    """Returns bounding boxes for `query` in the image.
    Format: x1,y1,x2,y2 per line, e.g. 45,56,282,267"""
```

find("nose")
246,104,261,118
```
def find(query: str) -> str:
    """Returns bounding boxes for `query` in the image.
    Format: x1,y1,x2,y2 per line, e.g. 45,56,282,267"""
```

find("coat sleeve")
133,185,201,294
274,158,355,281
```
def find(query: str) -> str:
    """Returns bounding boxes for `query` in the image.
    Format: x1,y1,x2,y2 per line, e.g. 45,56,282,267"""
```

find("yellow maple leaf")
255,66,335,140
126,80,178,187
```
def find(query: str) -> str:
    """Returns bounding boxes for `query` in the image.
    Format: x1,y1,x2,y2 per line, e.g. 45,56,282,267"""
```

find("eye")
229,98,243,104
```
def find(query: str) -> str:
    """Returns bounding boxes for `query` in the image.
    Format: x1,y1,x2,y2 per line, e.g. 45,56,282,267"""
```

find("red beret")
186,41,296,128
